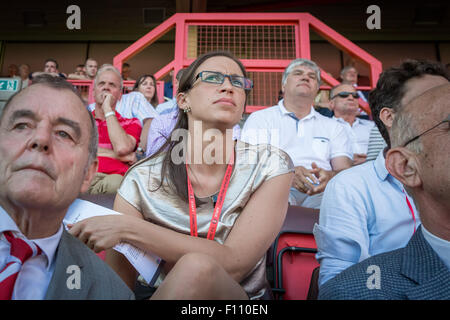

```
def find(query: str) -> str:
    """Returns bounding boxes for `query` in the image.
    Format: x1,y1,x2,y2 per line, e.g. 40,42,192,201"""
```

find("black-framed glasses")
331,91,359,99
403,114,450,147
195,71,253,90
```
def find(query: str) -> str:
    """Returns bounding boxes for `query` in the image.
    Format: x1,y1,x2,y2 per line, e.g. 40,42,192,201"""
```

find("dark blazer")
319,226,450,300
44,229,134,300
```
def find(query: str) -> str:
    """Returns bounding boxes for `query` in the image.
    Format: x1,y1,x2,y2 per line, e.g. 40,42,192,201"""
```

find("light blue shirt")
422,225,450,270
155,98,176,114
313,150,421,287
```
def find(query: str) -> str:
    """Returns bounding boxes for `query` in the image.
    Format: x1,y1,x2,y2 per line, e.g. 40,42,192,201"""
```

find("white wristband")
105,111,115,118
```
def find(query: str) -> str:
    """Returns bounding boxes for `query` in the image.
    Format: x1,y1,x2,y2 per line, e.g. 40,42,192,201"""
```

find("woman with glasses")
69,51,294,299
132,74,159,108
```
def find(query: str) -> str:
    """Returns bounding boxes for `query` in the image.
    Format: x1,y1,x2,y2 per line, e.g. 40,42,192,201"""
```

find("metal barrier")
112,13,382,114
67,79,166,105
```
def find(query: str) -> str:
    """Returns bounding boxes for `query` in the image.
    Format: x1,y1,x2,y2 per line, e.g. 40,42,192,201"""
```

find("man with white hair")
241,58,353,209
88,64,142,194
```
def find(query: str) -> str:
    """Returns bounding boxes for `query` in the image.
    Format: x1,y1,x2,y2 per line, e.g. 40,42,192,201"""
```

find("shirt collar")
421,225,450,270
333,116,361,127
0,206,63,271
373,149,389,181
278,99,316,120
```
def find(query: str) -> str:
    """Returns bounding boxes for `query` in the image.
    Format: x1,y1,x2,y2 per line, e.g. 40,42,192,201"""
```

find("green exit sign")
0,79,19,91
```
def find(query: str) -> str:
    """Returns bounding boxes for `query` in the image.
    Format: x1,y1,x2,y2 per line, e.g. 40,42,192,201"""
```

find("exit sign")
0,79,19,91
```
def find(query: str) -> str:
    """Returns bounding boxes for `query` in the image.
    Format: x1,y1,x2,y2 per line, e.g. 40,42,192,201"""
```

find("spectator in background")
31,59,66,79
18,64,31,89
340,65,369,102
315,59,449,289
241,58,352,209
319,83,450,300
329,83,374,165
68,58,98,80
155,68,186,114
84,58,98,80
0,75,134,299
87,64,142,194
121,63,133,81
7,64,19,78
132,74,159,108
164,70,174,100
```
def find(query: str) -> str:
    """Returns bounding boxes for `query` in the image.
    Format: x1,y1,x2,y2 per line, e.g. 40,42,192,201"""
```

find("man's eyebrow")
56,117,81,140
8,109,37,126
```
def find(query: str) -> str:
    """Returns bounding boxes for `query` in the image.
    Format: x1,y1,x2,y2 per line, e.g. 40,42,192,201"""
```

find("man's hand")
293,165,320,194
100,92,116,113
117,152,137,166
308,162,335,195
353,153,367,166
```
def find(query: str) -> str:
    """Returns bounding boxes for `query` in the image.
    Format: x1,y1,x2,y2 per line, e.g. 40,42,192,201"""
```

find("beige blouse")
118,140,294,299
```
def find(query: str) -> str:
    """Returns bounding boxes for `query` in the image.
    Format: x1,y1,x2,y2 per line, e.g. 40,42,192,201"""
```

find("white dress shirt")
241,100,353,171
333,116,375,154
0,207,62,300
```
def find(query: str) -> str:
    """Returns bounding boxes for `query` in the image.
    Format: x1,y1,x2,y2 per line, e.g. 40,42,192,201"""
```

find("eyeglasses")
403,114,450,147
195,71,253,90
331,91,359,99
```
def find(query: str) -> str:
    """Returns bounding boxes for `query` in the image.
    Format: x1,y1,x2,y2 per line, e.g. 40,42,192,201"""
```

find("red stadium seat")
270,205,320,300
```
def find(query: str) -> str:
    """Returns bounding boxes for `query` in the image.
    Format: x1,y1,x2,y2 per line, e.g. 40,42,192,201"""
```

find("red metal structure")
113,13,382,114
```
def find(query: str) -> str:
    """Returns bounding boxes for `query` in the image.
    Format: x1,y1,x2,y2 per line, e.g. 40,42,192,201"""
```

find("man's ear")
379,107,395,129
385,148,422,189
80,159,98,194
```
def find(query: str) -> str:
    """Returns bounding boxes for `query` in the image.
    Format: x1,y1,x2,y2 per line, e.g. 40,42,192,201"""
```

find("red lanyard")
403,189,416,233
186,150,234,240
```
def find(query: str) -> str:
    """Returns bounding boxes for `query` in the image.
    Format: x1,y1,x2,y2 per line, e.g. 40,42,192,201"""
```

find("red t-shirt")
93,110,142,176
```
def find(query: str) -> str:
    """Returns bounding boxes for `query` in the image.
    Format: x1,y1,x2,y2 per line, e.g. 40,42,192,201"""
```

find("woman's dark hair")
133,74,159,107
152,50,250,203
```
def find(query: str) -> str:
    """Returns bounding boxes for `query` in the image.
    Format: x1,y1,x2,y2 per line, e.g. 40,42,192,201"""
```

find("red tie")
0,231,42,300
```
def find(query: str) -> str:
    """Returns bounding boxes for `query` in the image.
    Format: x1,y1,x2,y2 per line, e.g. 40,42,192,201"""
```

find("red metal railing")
107,13,382,114
68,79,166,105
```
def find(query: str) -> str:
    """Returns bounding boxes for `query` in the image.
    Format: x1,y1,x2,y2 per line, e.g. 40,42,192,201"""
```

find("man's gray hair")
94,64,123,90
390,110,422,154
340,65,357,78
282,58,321,86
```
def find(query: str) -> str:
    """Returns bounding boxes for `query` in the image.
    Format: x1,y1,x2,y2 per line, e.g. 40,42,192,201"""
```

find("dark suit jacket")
44,229,134,300
319,226,450,300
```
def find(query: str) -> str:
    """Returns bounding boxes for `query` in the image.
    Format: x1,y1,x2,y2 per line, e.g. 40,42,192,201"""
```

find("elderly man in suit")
0,75,133,299
319,83,450,300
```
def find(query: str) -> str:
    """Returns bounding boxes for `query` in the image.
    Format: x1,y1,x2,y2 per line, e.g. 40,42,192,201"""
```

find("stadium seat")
269,205,320,300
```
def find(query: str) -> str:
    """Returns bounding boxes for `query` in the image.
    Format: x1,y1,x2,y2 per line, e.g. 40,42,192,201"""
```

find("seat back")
274,232,319,300
269,205,320,300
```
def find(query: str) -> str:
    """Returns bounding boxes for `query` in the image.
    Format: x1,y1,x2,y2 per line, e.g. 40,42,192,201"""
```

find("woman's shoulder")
236,140,294,170
123,152,166,179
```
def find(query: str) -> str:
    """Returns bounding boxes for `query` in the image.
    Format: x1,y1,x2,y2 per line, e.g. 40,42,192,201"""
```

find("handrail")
113,13,382,114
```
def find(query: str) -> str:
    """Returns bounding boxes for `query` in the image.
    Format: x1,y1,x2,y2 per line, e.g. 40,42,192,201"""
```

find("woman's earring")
183,106,192,113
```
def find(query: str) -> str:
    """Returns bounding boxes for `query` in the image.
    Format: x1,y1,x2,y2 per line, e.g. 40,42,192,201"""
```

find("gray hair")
340,66,357,78
390,111,422,154
94,64,123,90
282,58,321,86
